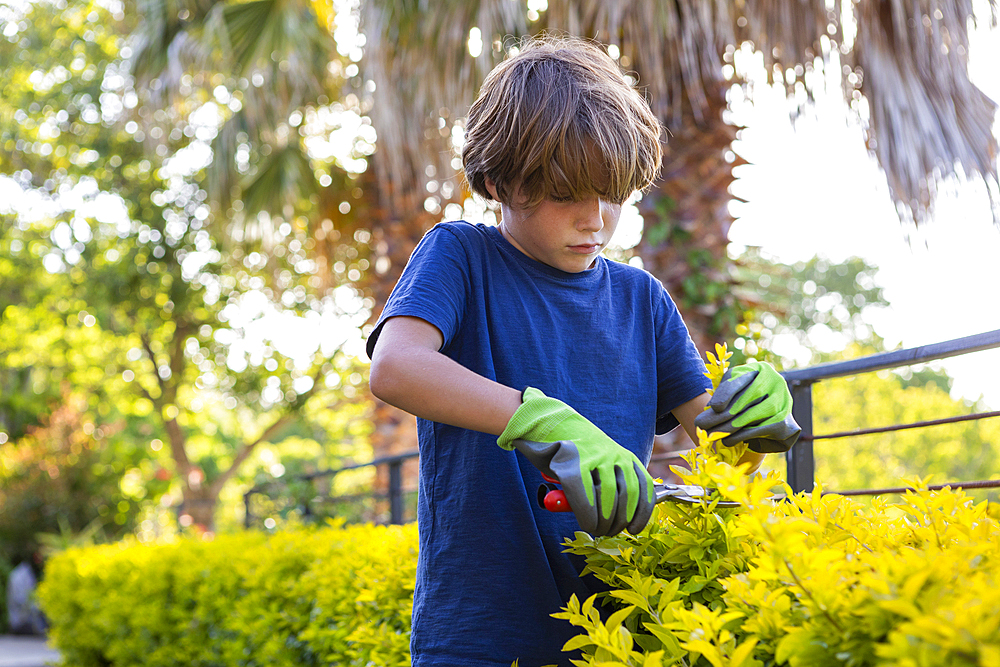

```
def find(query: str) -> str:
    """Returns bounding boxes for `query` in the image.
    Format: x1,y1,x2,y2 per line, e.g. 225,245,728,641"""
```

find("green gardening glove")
498,387,654,537
694,360,801,453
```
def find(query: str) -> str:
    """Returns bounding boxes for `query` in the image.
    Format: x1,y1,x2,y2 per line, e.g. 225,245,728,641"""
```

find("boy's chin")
553,257,598,273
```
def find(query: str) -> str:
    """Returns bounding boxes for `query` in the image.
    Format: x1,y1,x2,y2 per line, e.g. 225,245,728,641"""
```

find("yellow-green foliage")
36,344,1000,667
813,366,1000,494
37,521,417,667
555,344,1000,666
556,435,1000,666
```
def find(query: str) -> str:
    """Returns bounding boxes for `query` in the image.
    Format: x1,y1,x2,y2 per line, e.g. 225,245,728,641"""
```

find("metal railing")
781,329,1000,494
244,450,419,528
246,329,1000,527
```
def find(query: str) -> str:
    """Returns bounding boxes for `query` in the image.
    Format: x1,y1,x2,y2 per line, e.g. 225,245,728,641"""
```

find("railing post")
388,459,404,524
244,491,253,529
786,379,815,494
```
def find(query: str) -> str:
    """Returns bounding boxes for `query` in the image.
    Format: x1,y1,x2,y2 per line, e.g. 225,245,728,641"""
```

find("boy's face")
486,179,622,273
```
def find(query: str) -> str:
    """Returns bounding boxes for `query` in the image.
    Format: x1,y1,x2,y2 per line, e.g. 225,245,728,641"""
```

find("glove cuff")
496,387,575,450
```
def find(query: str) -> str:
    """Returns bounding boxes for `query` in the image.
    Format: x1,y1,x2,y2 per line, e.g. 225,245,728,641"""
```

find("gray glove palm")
694,361,801,454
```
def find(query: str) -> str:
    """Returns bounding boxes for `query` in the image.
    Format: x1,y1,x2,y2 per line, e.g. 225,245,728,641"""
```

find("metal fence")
246,329,1000,527
244,450,419,528
782,328,1000,494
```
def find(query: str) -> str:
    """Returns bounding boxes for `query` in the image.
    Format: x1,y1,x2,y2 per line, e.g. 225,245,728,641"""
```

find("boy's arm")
671,393,765,473
371,315,656,535
368,315,523,435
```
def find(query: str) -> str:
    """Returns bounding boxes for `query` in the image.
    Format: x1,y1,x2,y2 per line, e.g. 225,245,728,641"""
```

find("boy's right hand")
497,387,654,537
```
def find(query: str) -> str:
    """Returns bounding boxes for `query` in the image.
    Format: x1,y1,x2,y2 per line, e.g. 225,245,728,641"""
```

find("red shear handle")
539,473,572,512
543,488,572,512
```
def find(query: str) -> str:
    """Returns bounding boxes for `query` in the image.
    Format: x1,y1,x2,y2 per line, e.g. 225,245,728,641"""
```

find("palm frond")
851,0,998,221
126,0,221,103
204,109,253,217
128,0,342,246
545,0,998,225
202,0,339,133
361,0,530,212
230,143,316,246
543,1,741,128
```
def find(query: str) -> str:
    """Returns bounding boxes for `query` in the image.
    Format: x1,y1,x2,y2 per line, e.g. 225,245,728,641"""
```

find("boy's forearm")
374,347,522,435
369,318,523,436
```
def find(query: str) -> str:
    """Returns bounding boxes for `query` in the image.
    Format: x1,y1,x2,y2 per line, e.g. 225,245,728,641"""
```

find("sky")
718,15,1000,410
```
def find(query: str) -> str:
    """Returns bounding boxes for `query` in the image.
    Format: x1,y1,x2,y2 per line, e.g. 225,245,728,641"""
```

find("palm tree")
360,0,997,467
128,0,997,485
363,0,997,351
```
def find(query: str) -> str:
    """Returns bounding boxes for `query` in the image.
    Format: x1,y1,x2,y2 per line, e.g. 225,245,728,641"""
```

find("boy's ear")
483,177,500,201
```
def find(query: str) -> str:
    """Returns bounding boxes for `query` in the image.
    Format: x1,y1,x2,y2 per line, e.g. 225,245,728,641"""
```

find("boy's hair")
462,34,663,208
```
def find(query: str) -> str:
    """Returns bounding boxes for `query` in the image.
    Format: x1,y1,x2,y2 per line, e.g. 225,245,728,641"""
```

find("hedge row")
37,521,417,667
557,445,1000,667
38,466,1000,667
38,471,1000,667
37,347,1000,666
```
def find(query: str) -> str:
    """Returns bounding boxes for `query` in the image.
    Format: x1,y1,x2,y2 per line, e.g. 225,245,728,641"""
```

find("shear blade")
655,483,739,507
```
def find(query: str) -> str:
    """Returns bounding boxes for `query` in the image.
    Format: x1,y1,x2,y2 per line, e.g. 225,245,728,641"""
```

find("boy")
366,35,798,667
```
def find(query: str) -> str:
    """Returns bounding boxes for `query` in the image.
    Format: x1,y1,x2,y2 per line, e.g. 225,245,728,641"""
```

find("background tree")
731,249,888,366
811,357,1000,497
0,0,372,532
362,0,998,353
124,0,998,475
723,250,998,495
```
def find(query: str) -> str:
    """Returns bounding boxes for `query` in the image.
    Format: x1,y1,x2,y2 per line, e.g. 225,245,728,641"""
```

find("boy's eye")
549,194,575,203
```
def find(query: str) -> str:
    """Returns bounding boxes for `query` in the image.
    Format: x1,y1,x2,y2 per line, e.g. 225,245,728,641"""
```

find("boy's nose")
576,199,605,232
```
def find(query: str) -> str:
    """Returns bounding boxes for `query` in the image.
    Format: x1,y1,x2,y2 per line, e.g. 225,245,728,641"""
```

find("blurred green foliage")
726,250,997,496
814,352,1000,495
0,0,375,562
731,249,888,367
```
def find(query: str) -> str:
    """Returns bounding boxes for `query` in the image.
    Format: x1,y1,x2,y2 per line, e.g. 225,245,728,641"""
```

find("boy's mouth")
568,243,601,254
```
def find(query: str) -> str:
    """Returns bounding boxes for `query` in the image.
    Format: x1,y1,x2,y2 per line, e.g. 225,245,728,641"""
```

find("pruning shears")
537,472,740,513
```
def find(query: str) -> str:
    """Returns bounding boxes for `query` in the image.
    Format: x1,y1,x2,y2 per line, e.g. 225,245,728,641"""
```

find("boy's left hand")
694,360,801,453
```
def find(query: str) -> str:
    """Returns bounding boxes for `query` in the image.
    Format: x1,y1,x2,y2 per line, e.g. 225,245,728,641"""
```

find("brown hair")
462,34,663,208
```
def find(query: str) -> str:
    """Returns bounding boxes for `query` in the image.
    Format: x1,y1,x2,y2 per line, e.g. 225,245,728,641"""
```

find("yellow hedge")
37,350,1000,667
38,467,999,667
555,446,1000,667
37,521,417,667
555,346,1000,666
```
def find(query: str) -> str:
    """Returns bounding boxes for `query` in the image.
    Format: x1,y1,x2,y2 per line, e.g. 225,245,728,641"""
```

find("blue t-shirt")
366,221,710,667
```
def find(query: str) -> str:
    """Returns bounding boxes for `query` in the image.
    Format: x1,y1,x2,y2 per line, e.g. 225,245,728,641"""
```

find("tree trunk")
636,79,744,478
636,79,741,357
160,413,215,531
348,158,439,522
178,483,217,533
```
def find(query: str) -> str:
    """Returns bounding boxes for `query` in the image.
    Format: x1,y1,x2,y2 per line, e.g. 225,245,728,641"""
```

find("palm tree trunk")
635,78,742,357
636,78,744,477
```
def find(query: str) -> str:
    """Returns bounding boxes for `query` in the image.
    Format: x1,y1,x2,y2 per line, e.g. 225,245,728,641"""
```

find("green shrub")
554,443,1000,667
37,521,417,667
555,346,1000,666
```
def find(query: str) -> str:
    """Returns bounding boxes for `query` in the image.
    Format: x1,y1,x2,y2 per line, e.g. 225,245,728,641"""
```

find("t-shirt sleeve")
365,225,471,360
652,284,712,435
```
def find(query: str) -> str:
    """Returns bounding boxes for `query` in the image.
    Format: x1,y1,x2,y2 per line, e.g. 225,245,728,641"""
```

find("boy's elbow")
368,354,391,402
368,349,403,405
